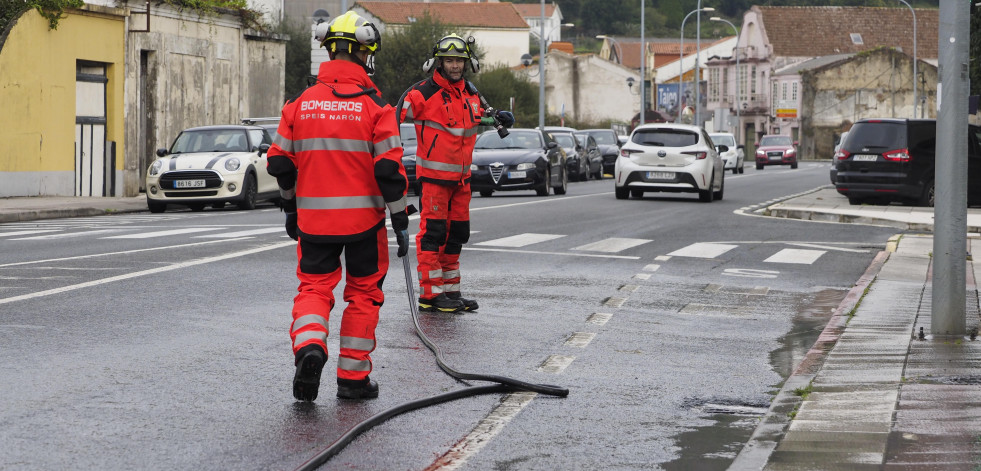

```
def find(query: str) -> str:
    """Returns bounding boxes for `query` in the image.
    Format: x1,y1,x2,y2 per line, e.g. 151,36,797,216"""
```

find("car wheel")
580,163,588,181
919,180,935,207
790,161,798,169
147,200,166,213
188,203,206,212
479,190,493,197
713,174,725,200
237,173,257,210
739,165,745,174
615,186,629,200
213,202,226,209
553,167,567,195
536,168,550,196
847,196,867,205
756,163,763,170
630,190,643,198
698,173,715,203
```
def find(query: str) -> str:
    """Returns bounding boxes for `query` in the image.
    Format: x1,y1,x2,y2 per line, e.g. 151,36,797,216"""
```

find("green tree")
276,17,314,100
0,0,84,31
372,14,454,105
469,67,540,128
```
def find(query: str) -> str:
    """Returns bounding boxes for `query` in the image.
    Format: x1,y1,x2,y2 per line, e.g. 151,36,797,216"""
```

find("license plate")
508,171,526,179
175,179,205,188
646,171,673,180
852,154,878,161
769,155,782,160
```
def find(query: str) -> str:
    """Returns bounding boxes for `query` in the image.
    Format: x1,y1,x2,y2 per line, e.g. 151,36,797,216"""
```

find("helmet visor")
435,37,468,55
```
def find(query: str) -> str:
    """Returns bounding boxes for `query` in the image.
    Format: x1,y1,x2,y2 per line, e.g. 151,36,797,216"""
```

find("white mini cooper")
145,125,280,213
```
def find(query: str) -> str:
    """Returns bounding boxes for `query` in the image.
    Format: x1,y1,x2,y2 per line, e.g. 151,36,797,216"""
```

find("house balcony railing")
709,93,769,113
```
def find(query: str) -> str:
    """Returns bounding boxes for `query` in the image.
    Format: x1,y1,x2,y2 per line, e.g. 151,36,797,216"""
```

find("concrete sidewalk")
2,187,981,469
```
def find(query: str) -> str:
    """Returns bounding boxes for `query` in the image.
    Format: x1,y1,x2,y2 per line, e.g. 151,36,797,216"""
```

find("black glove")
391,210,409,257
285,212,298,241
495,110,515,128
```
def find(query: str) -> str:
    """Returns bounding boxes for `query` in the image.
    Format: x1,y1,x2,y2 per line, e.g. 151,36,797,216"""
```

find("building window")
772,82,778,115
723,67,729,101
792,81,798,102
750,65,757,95
709,68,720,101
781,82,788,101
738,64,747,102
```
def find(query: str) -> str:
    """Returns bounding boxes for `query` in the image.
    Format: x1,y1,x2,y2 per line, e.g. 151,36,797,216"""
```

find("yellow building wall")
0,6,125,195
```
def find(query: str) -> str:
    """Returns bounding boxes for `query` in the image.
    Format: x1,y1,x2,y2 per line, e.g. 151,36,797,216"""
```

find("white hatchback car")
145,125,279,213
615,123,726,202
709,132,744,174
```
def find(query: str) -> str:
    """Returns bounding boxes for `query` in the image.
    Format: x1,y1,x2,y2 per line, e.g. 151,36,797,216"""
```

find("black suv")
834,118,981,206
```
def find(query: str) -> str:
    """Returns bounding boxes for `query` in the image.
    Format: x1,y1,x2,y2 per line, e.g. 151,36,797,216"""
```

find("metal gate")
75,61,114,196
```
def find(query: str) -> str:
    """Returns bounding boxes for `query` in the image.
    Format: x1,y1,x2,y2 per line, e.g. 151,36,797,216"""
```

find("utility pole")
538,0,546,130
932,0,970,337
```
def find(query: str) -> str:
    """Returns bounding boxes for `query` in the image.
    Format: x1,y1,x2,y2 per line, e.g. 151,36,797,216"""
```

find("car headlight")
471,164,478,171
224,157,241,172
515,162,535,170
149,159,163,176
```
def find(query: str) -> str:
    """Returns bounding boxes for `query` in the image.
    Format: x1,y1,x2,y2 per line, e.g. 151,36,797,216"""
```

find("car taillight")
620,149,640,157
883,148,910,162
835,150,850,161
683,151,707,160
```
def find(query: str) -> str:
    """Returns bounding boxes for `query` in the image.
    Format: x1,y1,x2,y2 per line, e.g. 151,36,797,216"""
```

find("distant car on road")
830,130,848,184
709,132,744,174
578,128,621,177
145,124,278,213
551,132,586,182
573,132,603,180
755,135,798,170
470,128,567,197
615,123,725,202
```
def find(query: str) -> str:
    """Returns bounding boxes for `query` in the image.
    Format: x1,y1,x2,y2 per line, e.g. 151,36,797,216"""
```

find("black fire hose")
294,255,569,471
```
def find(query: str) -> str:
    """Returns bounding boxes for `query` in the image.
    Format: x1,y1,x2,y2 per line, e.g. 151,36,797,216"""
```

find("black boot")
337,376,379,399
293,345,327,402
418,293,465,313
445,292,479,311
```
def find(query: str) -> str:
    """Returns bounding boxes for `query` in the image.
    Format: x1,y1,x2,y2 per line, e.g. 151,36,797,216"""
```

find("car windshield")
574,134,589,146
632,129,698,147
400,124,416,144
553,134,575,148
587,131,618,146
760,135,793,147
710,134,736,146
172,129,250,153
475,131,542,150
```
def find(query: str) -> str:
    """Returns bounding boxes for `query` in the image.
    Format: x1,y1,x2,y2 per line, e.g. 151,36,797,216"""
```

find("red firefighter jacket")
399,72,485,185
267,60,407,242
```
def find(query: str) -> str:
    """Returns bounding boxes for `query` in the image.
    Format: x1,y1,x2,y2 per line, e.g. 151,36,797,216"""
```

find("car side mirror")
717,145,729,153
793,141,799,147
547,142,558,149
738,144,745,149
258,143,271,156
156,148,168,157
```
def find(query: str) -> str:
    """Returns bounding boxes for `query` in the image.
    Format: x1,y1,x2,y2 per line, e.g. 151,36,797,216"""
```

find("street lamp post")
897,0,917,118
538,0,545,130
710,17,739,140
678,7,714,123
695,0,703,127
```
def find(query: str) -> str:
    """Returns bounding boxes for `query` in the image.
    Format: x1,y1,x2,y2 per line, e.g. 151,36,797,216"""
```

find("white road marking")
0,241,294,305
604,296,627,307
427,392,537,471
587,313,613,325
633,273,651,280
564,332,597,348
192,227,284,238
538,355,575,373
11,229,123,240
667,242,738,259
572,237,650,253
0,237,251,268
785,242,869,253
474,233,565,247
643,264,661,271
619,284,638,292
765,248,826,264
723,268,780,278
655,255,671,261
103,227,225,239
0,229,62,238
463,246,639,260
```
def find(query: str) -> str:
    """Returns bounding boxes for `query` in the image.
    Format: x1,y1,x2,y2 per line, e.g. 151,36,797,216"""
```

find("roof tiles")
353,1,529,29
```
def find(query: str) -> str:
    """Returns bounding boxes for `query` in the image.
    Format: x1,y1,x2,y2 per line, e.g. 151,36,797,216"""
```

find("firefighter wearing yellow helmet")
314,10,381,75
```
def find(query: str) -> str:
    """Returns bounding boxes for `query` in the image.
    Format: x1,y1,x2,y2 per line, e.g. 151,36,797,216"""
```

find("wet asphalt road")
0,162,900,470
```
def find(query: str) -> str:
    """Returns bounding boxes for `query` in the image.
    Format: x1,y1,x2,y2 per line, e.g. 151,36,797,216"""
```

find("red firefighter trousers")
416,181,471,299
289,226,388,382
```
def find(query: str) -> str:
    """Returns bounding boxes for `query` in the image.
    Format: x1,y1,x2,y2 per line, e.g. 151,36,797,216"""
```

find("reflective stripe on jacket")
400,72,484,185
267,60,407,242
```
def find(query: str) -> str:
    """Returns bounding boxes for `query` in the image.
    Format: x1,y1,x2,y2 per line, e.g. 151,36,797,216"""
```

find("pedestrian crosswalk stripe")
12,229,123,240
103,227,225,239
668,242,738,259
0,229,62,238
765,248,826,264
572,237,650,253
475,233,565,247
192,227,284,238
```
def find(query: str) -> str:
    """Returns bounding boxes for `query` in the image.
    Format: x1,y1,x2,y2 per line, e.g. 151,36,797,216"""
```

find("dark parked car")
399,123,420,195
755,134,798,169
834,118,981,206
551,132,587,182
579,128,621,177
573,132,603,180
470,128,567,197
830,130,848,184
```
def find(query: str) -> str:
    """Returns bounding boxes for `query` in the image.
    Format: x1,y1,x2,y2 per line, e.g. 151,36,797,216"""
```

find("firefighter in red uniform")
266,11,410,402
398,34,514,313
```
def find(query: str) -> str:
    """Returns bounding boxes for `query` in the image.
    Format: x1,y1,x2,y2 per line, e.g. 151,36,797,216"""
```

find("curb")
728,248,892,470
